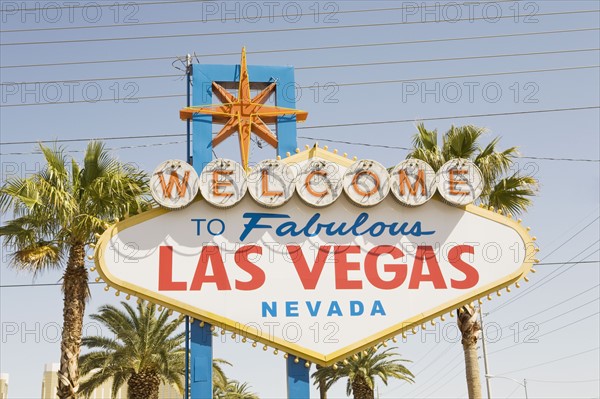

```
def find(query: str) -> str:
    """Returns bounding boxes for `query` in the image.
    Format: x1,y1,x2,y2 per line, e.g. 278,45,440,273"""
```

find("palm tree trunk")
318,377,328,399
458,304,482,399
128,370,161,399
315,365,327,399
352,375,374,399
57,243,88,399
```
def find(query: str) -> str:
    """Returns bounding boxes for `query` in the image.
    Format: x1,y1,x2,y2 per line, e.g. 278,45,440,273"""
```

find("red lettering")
158,246,187,291
449,245,479,289
335,246,363,289
235,245,265,290
409,246,447,289
364,245,407,289
190,246,231,291
288,245,331,290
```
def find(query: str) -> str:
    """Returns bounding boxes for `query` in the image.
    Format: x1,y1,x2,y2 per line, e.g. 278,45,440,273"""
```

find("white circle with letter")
390,159,438,206
295,160,343,207
437,158,484,206
150,160,199,209
343,159,390,207
199,158,247,208
247,159,297,208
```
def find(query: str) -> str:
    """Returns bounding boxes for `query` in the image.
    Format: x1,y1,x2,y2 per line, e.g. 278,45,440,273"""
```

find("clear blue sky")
1,1,599,398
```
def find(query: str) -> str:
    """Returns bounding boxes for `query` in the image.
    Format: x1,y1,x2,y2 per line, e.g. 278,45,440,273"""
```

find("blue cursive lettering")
240,212,435,241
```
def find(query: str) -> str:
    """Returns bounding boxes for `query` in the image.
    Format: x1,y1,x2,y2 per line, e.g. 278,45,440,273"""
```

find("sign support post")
184,53,192,399
191,322,213,398
287,357,310,399
185,53,214,399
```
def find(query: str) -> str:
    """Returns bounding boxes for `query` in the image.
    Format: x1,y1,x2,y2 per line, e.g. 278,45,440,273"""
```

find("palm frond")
442,125,487,160
486,174,538,215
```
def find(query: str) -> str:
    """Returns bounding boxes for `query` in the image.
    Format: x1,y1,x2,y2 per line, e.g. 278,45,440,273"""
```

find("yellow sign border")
94,147,536,366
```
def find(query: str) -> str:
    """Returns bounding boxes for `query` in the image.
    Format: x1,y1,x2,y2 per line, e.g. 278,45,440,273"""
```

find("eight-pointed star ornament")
180,48,308,170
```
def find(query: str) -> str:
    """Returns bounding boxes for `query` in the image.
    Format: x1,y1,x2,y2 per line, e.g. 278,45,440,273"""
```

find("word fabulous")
151,157,484,210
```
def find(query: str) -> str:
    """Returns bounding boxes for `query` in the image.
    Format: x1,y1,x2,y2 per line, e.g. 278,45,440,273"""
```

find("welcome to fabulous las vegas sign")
93,49,537,366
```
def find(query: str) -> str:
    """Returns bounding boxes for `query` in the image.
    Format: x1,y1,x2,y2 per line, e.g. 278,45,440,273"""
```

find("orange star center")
180,48,308,170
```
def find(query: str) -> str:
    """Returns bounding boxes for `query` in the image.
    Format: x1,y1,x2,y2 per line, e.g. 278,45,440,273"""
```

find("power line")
4,49,599,87
0,0,206,12
1,106,599,150
489,218,600,313
297,137,600,163
0,281,103,288
495,347,599,376
490,242,600,313
535,311,600,340
491,297,599,344
537,260,599,265
2,9,598,47
527,378,600,384
3,66,600,107
299,48,600,71
2,134,599,165
0,1,520,33
3,27,598,70
503,284,599,328
0,140,187,156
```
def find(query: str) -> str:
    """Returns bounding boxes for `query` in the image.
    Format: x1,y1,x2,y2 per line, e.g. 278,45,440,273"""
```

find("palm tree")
214,379,259,399
312,346,414,399
79,301,185,399
315,365,328,399
407,123,538,399
0,142,149,399
212,358,232,397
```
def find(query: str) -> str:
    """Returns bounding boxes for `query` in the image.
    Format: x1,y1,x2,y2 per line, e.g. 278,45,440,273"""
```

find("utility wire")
496,283,600,332
0,0,522,33
0,140,187,156
1,106,599,153
495,347,599,375
0,0,207,12
527,378,600,384
3,27,598,70
490,241,600,313
297,137,600,163
2,9,598,47
3,66,600,107
4,49,599,87
491,297,599,344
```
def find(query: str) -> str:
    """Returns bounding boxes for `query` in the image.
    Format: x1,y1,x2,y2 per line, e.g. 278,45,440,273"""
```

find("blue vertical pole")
191,322,213,398
184,54,192,399
186,54,214,399
287,357,310,399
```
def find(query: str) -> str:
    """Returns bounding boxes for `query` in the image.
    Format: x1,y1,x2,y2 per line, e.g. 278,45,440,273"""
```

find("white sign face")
437,158,484,206
343,160,390,207
95,194,534,365
247,160,297,208
199,159,247,208
295,160,343,208
390,159,438,207
150,160,199,209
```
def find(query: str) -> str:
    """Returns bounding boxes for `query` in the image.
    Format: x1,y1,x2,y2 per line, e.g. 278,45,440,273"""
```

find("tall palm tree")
312,346,414,399
79,301,185,399
0,142,149,399
407,123,538,399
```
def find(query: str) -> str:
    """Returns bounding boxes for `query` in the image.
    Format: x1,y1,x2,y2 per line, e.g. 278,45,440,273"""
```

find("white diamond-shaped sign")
94,148,535,366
